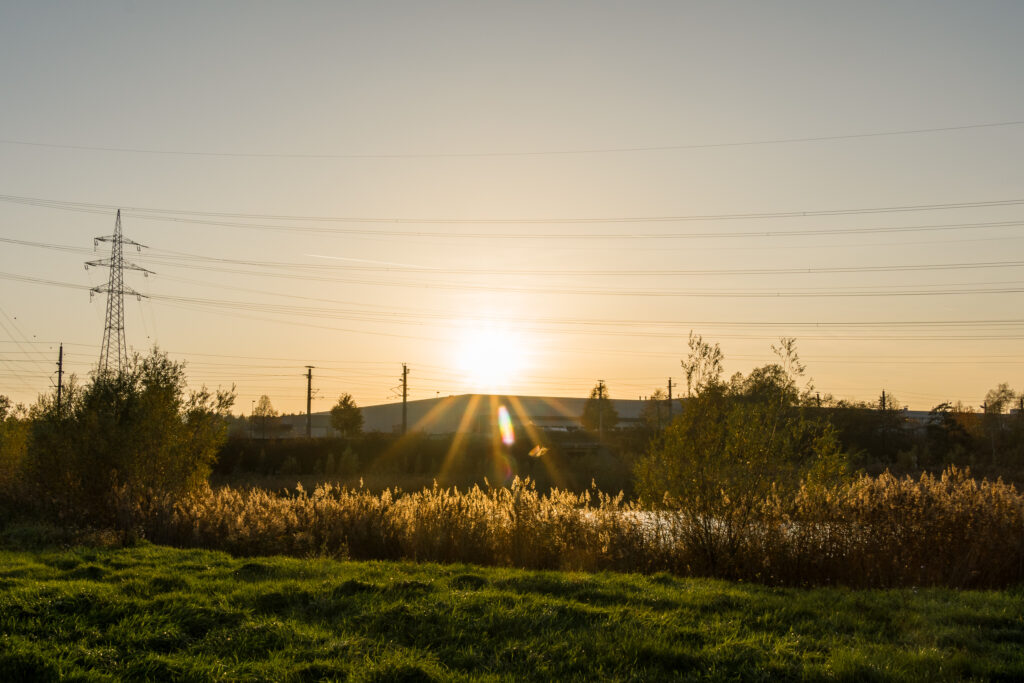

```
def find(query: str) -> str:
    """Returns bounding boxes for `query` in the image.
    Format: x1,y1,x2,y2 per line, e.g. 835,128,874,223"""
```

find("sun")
454,324,529,392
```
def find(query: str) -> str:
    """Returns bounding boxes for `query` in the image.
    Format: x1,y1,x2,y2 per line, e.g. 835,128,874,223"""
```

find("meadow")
2,541,1023,682
3,350,1024,679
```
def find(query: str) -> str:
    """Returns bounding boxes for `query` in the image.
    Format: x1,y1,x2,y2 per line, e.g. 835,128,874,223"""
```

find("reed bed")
120,467,1022,588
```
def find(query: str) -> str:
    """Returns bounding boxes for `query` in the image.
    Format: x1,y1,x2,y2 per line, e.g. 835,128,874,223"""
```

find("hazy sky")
1,1,1023,413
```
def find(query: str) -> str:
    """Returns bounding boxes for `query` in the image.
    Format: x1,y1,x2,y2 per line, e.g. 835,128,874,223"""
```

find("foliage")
984,382,1017,414
0,396,29,508
821,394,914,470
251,394,278,439
329,392,364,437
638,388,670,433
820,385,1023,478
24,349,234,525
3,544,1023,681
681,331,723,397
580,382,618,434
636,338,847,572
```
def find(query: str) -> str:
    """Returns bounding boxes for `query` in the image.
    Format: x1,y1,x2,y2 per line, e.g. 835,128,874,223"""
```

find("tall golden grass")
116,467,1024,588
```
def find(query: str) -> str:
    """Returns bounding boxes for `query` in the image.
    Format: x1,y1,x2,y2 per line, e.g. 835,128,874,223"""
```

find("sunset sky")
1,1,1023,414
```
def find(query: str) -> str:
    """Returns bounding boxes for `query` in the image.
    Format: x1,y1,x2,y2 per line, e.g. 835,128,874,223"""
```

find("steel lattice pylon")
86,210,153,374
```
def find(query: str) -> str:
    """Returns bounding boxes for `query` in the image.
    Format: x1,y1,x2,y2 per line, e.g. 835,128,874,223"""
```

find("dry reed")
120,468,1022,588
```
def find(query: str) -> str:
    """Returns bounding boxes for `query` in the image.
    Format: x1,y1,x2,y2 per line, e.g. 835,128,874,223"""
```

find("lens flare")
498,405,515,446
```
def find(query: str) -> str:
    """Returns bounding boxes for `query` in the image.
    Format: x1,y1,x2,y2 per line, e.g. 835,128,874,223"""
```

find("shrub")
0,396,29,507
24,349,234,526
635,346,847,576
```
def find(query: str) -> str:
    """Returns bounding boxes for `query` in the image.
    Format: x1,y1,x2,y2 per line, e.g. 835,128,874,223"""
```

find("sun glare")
454,324,528,392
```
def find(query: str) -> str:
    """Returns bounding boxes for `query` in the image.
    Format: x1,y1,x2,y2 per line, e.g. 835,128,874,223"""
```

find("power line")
6,272,1024,342
5,192,1024,228
143,254,1024,278
13,234,1024,276
1,119,1021,159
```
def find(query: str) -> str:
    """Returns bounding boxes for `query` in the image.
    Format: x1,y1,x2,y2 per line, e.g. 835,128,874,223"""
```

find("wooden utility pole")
667,377,673,421
401,363,409,435
305,366,314,438
56,344,63,414
597,379,606,438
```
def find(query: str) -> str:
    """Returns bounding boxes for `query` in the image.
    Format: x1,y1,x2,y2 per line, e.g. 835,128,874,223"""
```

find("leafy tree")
639,388,668,432
636,338,845,574
330,393,364,437
984,383,1017,414
0,395,29,499
925,402,974,464
252,394,278,439
981,383,1019,465
581,383,618,435
822,392,912,470
26,349,234,524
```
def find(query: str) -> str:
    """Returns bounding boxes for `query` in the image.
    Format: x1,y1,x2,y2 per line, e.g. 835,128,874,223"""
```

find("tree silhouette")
581,382,618,436
252,394,278,439
330,393,364,437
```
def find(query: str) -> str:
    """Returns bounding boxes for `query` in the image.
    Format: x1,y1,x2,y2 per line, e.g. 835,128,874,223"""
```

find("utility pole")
401,363,409,435
880,390,887,412
597,379,606,438
305,366,314,438
85,210,153,374
56,343,63,414
667,378,673,421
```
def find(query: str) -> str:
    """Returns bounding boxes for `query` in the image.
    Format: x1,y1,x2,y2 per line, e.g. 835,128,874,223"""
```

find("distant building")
273,394,651,438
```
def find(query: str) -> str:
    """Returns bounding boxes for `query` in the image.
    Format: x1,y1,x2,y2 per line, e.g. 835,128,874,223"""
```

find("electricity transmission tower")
85,210,153,374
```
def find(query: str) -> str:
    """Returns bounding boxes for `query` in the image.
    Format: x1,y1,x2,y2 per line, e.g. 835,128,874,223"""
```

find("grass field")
1,543,1023,681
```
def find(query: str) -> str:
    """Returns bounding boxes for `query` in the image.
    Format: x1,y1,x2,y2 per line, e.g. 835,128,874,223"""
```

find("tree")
636,338,845,573
252,394,278,439
639,389,668,433
330,393,364,437
26,349,234,524
984,383,1016,414
981,383,1018,465
581,382,618,436
682,332,723,397
925,402,974,464
0,395,29,499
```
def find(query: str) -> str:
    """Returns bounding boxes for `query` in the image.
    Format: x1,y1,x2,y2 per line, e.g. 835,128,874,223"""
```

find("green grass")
1,543,1022,681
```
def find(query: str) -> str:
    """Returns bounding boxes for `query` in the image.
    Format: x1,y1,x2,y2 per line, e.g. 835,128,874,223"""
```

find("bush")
0,397,29,509
24,349,234,526
635,350,847,575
